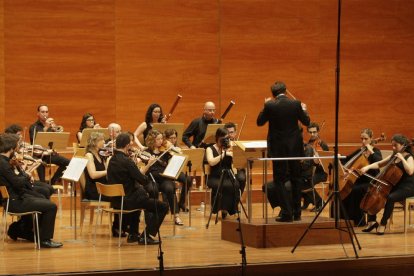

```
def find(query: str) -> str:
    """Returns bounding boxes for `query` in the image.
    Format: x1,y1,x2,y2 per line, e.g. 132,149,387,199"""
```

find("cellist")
360,134,414,235
342,128,383,226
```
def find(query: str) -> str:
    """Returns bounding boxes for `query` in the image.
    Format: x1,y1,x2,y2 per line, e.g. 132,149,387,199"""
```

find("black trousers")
8,194,57,241
37,154,70,184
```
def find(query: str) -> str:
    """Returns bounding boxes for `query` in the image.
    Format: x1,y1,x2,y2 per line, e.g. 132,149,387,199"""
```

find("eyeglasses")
308,131,318,134
86,119,95,122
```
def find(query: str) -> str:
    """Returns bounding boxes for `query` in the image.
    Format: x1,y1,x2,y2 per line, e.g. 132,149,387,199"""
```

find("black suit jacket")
257,95,310,158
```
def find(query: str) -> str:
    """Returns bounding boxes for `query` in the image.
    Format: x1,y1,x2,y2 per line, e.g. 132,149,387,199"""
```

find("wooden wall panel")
3,0,115,142
0,0,4,131
115,0,220,133
1,0,413,146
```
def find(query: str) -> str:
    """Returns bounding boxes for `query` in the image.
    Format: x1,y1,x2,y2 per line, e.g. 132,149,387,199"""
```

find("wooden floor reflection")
1,203,414,275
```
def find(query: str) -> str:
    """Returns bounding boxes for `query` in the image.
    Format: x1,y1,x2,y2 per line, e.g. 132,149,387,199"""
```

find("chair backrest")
0,185,9,200
96,182,125,197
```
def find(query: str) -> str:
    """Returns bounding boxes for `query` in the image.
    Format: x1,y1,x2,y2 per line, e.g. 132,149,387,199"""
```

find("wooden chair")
79,173,110,234
0,186,41,249
404,197,414,233
94,182,146,247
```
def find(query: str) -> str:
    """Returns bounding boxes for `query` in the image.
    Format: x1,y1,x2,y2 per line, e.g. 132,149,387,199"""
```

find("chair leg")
80,205,86,234
90,208,95,225
2,212,8,246
34,213,41,250
405,201,409,233
57,189,62,220
141,210,147,245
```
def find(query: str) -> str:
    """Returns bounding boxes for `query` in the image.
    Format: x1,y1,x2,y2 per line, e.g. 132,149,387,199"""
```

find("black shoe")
179,204,189,212
112,227,127,238
7,229,18,241
301,202,310,210
40,240,63,248
276,216,293,222
138,235,160,245
362,222,379,233
310,206,322,212
376,224,386,235
293,215,301,221
221,210,228,220
127,234,140,243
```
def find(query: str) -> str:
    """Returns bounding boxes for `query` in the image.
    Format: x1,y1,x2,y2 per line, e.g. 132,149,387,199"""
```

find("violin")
339,133,386,199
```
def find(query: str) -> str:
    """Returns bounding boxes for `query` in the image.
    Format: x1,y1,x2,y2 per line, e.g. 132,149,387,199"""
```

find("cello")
360,141,412,215
339,133,385,199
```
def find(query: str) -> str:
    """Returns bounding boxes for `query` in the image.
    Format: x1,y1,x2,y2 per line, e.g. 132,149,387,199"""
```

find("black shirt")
0,155,33,200
182,116,220,148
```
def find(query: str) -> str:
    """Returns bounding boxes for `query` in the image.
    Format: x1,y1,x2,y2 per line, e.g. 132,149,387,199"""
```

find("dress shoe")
40,240,63,248
293,215,301,221
276,216,293,222
139,235,160,245
221,210,228,220
310,206,322,212
362,221,379,233
127,234,140,243
7,229,18,241
376,224,386,235
174,216,184,226
301,202,310,210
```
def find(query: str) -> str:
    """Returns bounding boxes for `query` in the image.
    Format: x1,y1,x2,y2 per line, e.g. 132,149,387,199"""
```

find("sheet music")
62,157,88,182
241,141,267,149
163,155,186,179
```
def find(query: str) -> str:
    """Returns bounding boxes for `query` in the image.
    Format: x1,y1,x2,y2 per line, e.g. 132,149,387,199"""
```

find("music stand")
34,132,70,150
79,128,110,147
203,124,225,144
153,123,184,146
61,157,89,242
315,150,336,207
181,148,205,229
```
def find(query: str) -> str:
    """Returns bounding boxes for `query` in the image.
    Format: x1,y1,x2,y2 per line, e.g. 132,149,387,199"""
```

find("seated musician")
224,122,246,194
301,122,329,212
182,101,220,149
76,113,101,143
133,104,166,150
342,128,382,226
5,124,54,199
206,127,240,219
360,134,414,235
0,133,62,248
28,104,70,186
144,129,191,225
107,132,168,244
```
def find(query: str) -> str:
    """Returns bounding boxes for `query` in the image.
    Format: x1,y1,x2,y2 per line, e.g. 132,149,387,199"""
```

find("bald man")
182,101,221,149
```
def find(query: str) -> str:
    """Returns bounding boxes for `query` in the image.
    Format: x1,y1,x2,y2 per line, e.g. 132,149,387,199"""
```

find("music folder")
160,154,189,180
79,128,110,147
203,124,225,144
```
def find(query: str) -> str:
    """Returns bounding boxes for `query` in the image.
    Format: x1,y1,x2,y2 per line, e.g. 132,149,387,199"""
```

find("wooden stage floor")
1,203,414,275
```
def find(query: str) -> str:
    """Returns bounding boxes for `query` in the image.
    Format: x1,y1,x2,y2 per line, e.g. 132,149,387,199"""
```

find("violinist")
301,122,329,212
360,134,414,235
164,128,181,151
133,104,166,150
206,127,240,219
182,101,221,149
144,129,191,225
342,128,382,226
4,124,54,199
0,133,62,248
76,113,101,143
29,104,70,186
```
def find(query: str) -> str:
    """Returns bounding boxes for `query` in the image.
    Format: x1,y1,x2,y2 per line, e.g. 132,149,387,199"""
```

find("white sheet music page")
62,157,89,182
163,155,186,179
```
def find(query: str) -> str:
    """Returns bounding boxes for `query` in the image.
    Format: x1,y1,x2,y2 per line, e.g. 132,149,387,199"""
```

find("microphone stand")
149,173,164,274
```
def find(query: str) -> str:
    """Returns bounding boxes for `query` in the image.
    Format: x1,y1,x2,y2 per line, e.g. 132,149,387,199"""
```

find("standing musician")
107,133,168,245
144,129,191,225
206,127,240,219
301,122,329,212
224,122,246,194
4,124,54,199
359,134,414,235
257,81,310,222
29,104,70,186
341,128,382,226
134,103,166,150
0,133,62,248
76,113,101,143
182,101,220,149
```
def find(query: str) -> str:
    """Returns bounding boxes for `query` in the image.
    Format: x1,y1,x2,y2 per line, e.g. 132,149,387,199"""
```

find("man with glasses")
182,101,220,149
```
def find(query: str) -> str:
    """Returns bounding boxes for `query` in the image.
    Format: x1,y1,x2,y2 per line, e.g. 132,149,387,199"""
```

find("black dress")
207,146,240,215
84,153,107,200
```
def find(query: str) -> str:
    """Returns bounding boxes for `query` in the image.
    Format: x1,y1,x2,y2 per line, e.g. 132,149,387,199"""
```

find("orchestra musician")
107,133,168,245
224,122,246,194
0,133,62,248
206,127,240,219
133,104,166,150
359,134,414,235
144,129,191,225
4,124,54,199
301,122,329,212
341,128,382,226
182,101,220,149
257,81,310,222
76,113,100,143
28,104,70,186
